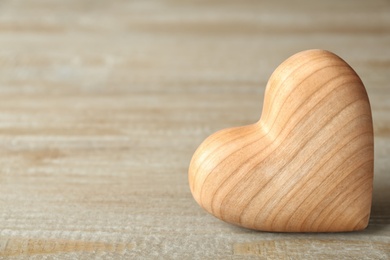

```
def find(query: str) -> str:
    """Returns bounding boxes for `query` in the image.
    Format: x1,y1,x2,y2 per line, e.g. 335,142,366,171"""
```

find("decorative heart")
189,49,373,232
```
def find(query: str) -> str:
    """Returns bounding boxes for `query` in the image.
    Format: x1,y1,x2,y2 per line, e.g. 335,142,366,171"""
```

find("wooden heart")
188,49,373,232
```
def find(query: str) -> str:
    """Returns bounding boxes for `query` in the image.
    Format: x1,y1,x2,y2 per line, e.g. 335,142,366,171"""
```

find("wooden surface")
0,0,389,258
189,49,374,232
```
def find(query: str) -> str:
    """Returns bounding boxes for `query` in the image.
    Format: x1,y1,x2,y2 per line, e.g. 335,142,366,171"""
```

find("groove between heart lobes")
188,49,374,232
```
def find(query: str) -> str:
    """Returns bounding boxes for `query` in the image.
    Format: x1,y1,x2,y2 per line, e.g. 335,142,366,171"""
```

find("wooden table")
0,0,389,258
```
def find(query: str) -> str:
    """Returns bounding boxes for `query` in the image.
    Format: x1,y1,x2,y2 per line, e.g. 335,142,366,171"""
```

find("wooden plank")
234,239,390,259
0,0,389,258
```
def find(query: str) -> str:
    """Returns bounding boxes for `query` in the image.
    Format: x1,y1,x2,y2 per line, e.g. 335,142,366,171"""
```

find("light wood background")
0,0,389,259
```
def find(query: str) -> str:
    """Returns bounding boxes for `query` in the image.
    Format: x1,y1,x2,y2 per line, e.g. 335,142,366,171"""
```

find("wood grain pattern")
234,239,390,258
189,49,374,232
0,0,389,258
0,237,133,257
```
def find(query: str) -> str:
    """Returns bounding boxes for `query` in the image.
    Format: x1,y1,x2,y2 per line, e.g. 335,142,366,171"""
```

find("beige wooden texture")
0,0,389,259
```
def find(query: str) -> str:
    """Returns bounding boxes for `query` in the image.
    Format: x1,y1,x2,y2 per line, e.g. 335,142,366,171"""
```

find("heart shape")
189,49,373,232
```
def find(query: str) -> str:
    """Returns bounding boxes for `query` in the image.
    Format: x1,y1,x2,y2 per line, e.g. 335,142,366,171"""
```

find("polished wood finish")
189,49,374,232
0,0,389,258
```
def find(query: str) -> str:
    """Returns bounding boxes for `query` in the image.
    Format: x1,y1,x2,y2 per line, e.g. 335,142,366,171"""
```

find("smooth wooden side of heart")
188,49,373,232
